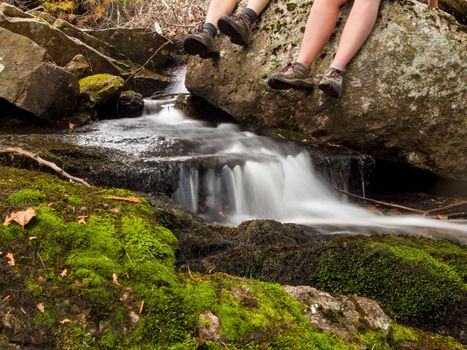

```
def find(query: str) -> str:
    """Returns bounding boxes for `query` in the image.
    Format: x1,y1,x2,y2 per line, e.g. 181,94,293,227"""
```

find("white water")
74,70,467,244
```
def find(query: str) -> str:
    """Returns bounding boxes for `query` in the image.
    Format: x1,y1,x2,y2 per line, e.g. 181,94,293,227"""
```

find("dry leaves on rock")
6,252,15,266
36,303,45,313
4,208,37,228
78,215,88,224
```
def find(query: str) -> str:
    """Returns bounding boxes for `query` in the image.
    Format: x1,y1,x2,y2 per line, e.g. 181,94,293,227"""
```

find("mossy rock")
0,166,465,349
79,74,124,105
195,227,466,340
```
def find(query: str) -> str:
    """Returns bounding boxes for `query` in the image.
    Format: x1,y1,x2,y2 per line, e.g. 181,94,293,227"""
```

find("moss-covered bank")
0,166,465,349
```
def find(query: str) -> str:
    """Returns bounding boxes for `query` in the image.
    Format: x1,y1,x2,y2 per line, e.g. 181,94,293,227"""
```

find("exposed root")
0,147,92,187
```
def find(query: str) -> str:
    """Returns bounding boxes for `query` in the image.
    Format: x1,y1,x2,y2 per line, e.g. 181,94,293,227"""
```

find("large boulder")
88,28,171,71
186,0,467,180
0,3,131,75
0,27,79,121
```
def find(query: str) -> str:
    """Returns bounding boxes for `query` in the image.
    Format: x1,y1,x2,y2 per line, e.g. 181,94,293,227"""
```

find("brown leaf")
77,216,88,224
60,269,68,277
105,196,142,204
6,252,15,266
28,236,38,241
36,303,45,313
4,208,37,228
68,122,76,130
112,273,120,285
60,318,72,324
110,208,121,214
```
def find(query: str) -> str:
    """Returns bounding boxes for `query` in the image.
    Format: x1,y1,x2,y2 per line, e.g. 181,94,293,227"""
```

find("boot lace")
231,13,250,27
280,62,295,73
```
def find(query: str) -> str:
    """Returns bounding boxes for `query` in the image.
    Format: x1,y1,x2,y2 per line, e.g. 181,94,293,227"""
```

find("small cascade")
68,70,467,243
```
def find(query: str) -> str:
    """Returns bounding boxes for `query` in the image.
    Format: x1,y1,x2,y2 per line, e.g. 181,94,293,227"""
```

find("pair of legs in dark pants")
183,0,380,97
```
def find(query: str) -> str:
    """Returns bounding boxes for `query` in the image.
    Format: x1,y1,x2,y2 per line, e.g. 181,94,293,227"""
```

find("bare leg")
246,0,271,14
205,0,238,27
332,0,381,68
297,0,349,66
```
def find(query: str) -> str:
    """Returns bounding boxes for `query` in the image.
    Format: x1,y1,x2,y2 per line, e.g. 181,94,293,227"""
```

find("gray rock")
185,0,467,180
88,28,171,71
0,3,131,75
284,285,391,342
118,90,144,118
0,27,79,121
64,54,90,78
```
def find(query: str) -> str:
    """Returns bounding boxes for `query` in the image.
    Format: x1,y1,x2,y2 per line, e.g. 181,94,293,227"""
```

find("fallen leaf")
77,216,88,224
28,236,38,240
36,303,45,313
60,318,72,324
112,273,120,285
60,269,68,277
4,208,37,228
139,300,144,314
68,122,76,130
110,208,121,214
6,252,15,266
105,196,142,204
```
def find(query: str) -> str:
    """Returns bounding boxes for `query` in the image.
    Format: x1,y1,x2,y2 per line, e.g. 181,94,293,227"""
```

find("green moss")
1,166,465,349
313,235,466,328
26,278,43,296
79,74,124,105
8,188,47,204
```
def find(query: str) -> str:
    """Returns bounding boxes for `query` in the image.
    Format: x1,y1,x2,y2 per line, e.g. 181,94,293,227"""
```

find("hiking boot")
183,25,219,59
267,62,314,90
318,68,344,98
218,13,251,47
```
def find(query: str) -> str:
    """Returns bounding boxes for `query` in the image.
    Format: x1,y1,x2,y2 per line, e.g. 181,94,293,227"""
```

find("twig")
149,92,191,99
37,252,46,269
0,147,92,187
335,188,426,214
124,41,171,84
426,200,467,214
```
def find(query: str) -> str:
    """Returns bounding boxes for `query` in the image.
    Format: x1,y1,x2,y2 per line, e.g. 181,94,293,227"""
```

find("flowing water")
70,72,467,244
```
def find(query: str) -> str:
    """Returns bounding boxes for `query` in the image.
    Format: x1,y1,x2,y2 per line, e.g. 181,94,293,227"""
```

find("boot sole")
183,36,219,59
218,17,248,47
318,83,340,98
268,76,314,91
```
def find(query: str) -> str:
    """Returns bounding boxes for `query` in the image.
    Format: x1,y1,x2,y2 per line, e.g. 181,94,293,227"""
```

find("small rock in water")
118,90,144,118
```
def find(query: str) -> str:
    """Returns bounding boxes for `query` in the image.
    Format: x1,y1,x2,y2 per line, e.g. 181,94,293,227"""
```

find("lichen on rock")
185,0,467,180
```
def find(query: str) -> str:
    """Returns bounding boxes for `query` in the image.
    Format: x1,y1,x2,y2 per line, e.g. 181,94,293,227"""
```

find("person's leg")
245,0,270,14
184,0,237,58
268,0,348,90
205,0,238,28
218,0,271,46
318,0,380,97
296,0,349,66
331,0,381,69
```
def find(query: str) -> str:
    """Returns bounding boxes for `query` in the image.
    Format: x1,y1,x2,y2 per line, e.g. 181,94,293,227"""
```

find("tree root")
0,147,92,187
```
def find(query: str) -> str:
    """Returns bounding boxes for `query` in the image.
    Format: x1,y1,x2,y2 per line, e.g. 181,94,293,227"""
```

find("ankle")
242,8,259,27
330,62,346,73
202,22,217,38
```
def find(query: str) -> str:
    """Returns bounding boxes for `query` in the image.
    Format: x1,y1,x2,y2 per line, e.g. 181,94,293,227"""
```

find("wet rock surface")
186,0,467,180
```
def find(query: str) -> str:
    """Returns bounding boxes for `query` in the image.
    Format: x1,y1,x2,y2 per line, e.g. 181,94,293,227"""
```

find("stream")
71,72,467,244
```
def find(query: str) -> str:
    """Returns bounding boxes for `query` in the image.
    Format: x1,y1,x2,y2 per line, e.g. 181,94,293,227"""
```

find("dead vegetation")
3,0,210,40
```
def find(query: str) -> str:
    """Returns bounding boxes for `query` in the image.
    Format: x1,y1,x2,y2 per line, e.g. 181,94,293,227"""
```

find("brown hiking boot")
217,13,251,47
318,68,344,98
183,25,219,59
267,62,314,90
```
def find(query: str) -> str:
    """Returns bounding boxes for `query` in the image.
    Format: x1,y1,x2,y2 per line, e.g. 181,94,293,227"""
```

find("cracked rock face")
186,0,467,180
284,285,391,341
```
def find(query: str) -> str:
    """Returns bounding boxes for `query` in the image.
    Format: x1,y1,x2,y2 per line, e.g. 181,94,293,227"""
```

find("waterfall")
72,70,467,244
